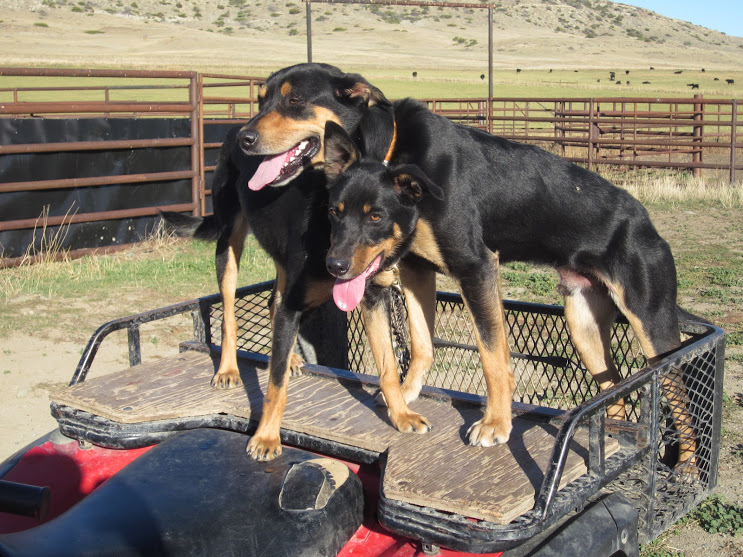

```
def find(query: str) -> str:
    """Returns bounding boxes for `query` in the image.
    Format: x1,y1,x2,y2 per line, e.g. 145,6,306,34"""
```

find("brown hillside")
0,0,742,73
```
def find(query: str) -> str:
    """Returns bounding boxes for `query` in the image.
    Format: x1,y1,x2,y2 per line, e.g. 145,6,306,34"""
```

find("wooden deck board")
383,417,614,524
51,350,620,525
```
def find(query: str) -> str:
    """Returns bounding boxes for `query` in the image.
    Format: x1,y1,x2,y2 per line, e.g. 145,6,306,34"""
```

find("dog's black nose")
326,257,350,277
237,129,259,150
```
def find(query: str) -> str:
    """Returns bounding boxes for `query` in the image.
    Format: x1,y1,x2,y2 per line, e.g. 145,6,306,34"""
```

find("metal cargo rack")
52,281,725,552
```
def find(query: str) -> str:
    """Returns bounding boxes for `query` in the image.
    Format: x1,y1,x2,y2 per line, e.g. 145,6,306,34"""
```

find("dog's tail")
160,211,220,242
676,305,712,326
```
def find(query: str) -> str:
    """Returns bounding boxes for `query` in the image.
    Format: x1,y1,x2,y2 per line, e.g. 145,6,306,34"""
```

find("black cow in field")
687,83,699,90
726,79,735,85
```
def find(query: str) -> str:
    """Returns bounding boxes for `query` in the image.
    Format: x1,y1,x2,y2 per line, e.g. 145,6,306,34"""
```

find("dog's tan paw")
672,456,700,483
289,353,305,377
211,368,242,389
390,410,431,434
467,418,512,447
246,435,282,461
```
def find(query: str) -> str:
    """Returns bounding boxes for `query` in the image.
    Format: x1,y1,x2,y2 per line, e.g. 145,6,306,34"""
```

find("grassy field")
0,228,275,339
2,68,743,105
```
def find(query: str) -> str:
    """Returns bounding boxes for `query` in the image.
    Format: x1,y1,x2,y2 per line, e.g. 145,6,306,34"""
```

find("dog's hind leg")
398,264,436,404
362,291,431,434
212,213,251,389
561,280,623,418
458,253,515,446
608,281,696,467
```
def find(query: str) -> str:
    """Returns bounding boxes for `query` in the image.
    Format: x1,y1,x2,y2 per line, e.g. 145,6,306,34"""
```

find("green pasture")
365,67,743,99
1,68,742,106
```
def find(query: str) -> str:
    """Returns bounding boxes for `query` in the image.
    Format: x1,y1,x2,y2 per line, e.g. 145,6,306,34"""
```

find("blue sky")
618,1,743,38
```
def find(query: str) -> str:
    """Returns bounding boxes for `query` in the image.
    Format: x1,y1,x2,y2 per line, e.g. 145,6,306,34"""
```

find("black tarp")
0,118,198,258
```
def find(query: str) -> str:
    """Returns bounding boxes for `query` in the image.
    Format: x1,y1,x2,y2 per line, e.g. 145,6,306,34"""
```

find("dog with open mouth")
322,105,704,471
163,63,431,460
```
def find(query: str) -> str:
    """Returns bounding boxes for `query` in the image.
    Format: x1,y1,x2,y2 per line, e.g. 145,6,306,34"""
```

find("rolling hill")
0,0,742,75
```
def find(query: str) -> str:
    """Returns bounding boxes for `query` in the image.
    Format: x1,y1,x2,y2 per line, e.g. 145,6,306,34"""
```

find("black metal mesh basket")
204,282,724,544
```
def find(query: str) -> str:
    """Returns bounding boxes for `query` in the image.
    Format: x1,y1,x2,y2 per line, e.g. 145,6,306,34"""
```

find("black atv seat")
0,429,363,557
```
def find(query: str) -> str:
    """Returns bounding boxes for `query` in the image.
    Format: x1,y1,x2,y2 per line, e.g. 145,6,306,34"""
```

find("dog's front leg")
458,254,515,446
362,292,431,434
246,300,302,461
398,263,436,404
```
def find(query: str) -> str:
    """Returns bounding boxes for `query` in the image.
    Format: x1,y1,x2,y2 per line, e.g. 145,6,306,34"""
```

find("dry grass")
1,205,73,299
612,173,743,207
2,214,189,303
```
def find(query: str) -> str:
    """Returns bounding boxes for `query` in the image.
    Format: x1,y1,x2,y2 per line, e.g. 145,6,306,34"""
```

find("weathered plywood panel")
383,416,619,524
52,352,235,423
52,351,618,524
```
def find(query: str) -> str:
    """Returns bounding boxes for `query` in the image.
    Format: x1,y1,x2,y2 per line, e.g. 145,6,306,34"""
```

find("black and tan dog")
321,102,698,465
163,63,432,460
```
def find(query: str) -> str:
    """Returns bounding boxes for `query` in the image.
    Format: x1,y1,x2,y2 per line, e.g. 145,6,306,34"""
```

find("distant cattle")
516,68,521,73
674,70,683,74
625,70,630,75
726,79,735,85
480,74,485,80
650,66,655,70
642,81,651,84
714,77,720,81
687,83,699,89
412,71,418,77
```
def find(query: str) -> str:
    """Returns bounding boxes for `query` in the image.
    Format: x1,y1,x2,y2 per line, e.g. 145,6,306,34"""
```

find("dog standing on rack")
320,101,699,467
163,63,430,461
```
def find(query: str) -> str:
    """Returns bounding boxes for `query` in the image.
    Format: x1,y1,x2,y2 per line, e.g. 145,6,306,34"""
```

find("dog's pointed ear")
391,165,444,203
324,121,359,182
334,74,389,107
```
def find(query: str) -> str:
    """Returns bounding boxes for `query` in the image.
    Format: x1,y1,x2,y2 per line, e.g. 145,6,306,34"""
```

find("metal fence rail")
421,96,742,181
1,67,741,262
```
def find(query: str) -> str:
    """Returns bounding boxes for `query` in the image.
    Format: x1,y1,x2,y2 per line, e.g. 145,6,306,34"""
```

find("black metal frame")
58,281,726,551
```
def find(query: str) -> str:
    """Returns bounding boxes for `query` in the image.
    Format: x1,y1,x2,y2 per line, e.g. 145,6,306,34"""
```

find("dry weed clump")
615,173,743,207
1,205,75,300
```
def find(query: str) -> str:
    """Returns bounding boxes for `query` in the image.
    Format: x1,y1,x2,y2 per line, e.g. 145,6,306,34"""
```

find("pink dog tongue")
248,150,291,191
333,256,382,312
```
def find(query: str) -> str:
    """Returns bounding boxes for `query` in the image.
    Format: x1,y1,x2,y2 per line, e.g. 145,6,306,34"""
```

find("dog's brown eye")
329,207,339,217
288,96,302,105
369,213,382,222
